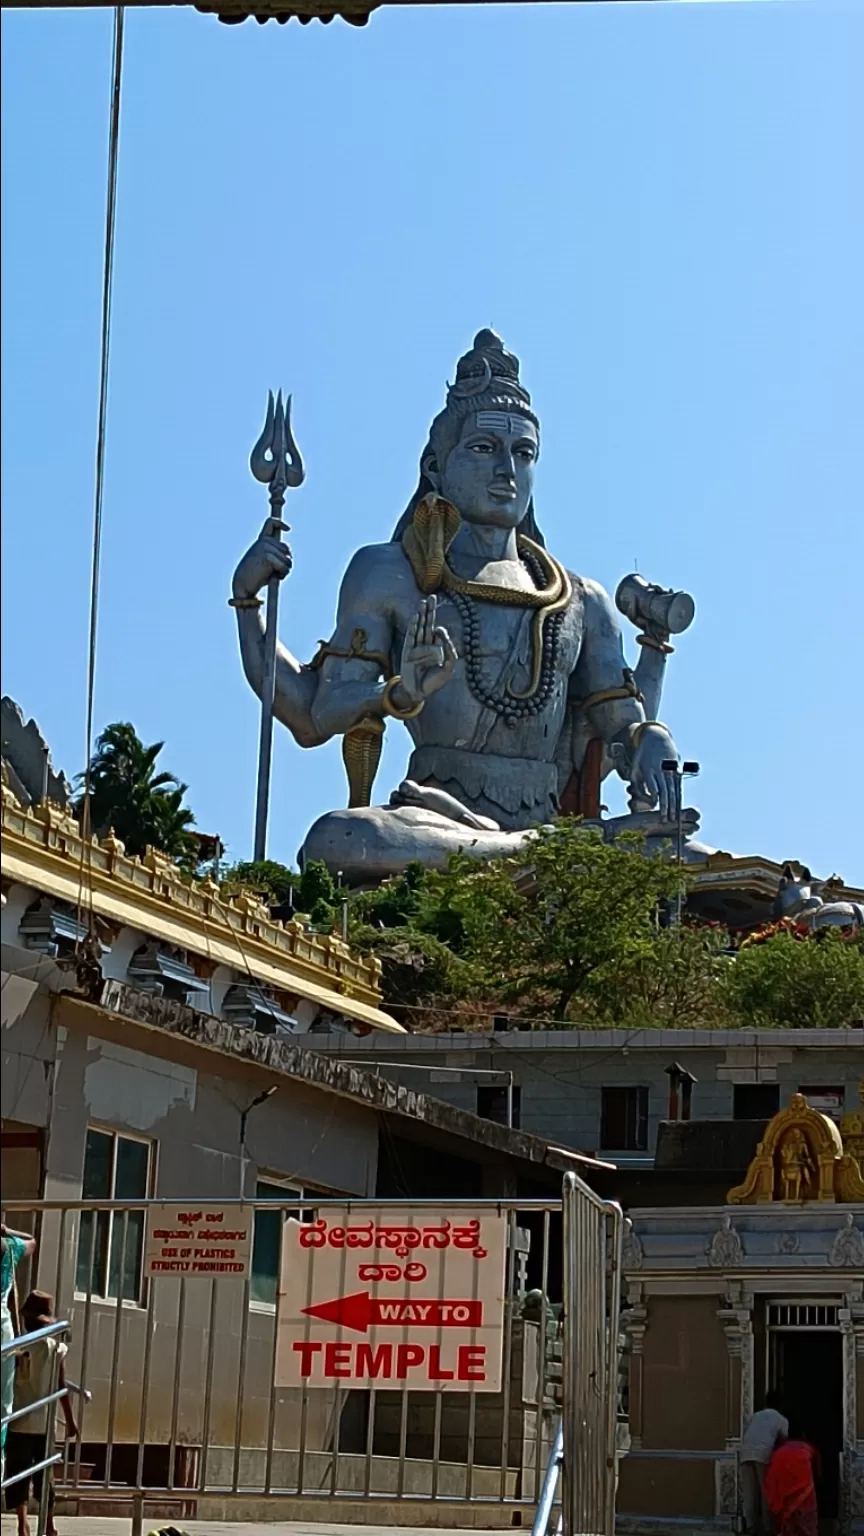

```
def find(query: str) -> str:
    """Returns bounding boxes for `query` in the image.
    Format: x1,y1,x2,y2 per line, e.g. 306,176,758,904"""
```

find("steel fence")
5,1180,623,1536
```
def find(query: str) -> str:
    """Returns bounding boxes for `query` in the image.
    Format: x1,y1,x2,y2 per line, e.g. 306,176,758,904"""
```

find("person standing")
4,1291,78,1536
739,1392,789,1535
764,1429,820,1536
1,1224,37,1483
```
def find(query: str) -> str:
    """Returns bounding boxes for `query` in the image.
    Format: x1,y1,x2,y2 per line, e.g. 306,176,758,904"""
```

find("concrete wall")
310,1033,862,1157
1,971,56,1127
2,981,379,1205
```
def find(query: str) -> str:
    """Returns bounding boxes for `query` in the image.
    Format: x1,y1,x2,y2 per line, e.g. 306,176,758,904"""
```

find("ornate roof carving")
1,787,402,1034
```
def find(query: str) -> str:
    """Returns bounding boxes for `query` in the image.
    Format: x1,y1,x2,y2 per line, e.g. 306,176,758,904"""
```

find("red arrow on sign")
301,1292,483,1335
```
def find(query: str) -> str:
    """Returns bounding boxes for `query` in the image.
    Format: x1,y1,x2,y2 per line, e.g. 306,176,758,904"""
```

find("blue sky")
2,0,861,883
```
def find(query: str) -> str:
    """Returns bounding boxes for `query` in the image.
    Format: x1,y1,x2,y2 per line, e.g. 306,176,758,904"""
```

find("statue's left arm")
571,579,682,819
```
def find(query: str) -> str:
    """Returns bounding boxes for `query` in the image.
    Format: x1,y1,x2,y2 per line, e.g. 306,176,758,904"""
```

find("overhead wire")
76,6,126,945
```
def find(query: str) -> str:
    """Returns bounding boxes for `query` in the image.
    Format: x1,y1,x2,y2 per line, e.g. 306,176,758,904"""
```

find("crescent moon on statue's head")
447,357,493,399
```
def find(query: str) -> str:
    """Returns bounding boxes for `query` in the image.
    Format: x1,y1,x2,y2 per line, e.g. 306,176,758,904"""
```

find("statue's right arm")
232,524,323,749
233,532,445,745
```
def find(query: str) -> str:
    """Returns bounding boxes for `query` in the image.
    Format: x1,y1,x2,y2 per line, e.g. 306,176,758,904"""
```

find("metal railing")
531,1418,563,1536
6,1180,624,1536
1,1318,70,1536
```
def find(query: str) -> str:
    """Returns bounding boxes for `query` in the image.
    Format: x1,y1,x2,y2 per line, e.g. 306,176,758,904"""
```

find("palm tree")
77,722,196,859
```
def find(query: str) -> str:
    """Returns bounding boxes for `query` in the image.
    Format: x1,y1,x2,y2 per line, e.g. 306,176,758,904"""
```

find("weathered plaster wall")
640,1295,728,1451
2,975,379,1452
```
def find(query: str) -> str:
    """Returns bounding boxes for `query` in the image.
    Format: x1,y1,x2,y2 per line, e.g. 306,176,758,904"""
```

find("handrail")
3,1195,565,1212
531,1419,563,1536
0,1318,69,1356
65,1378,92,1404
4,1389,68,1428
1,1317,70,1521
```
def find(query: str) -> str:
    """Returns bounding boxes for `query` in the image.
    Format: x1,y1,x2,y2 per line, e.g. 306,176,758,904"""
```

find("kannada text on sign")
144,1204,254,1279
275,1209,507,1392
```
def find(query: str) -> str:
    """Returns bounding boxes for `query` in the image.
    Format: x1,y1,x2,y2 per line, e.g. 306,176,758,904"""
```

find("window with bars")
75,1127,152,1302
767,1302,840,1329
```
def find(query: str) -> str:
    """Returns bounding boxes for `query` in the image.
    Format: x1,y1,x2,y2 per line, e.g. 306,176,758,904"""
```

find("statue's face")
430,410,538,528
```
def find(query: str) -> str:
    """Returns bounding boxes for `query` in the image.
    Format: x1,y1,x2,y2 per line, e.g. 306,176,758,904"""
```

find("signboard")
144,1203,254,1279
275,1207,507,1392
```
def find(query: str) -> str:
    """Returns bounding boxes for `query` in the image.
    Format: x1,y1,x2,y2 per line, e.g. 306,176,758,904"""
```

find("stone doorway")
767,1302,844,1523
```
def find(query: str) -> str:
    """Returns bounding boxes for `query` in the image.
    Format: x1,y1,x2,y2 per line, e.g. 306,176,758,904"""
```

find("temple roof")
688,851,864,931
1,785,404,1035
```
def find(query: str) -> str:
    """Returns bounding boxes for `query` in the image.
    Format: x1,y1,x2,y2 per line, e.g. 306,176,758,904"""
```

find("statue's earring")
421,452,441,492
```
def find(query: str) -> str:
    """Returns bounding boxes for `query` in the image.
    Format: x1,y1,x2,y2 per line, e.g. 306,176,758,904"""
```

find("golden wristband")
382,675,425,721
229,594,263,610
637,634,674,655
630,720,669,749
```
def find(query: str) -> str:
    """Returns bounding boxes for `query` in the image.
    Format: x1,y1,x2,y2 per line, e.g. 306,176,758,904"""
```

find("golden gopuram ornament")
728,1092,864,1205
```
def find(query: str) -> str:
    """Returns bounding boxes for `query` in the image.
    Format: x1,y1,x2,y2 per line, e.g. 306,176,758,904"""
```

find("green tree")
298,860,337,927
589,923,734,1027
725,929,864,1028
352,829,864,1030
77,722,196,860
220,859,297,906
445,824,687,1019
350,822,691,1023
220,857,339,927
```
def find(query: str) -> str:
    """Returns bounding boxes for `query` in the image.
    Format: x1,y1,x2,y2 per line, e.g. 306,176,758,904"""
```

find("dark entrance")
770,1329,844,1520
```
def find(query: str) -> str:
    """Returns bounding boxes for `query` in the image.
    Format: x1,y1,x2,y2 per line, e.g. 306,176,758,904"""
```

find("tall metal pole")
603,1202,625,1536
561,1172,578,1536
663,760,699,928
676,772,684,926
249,391,304,863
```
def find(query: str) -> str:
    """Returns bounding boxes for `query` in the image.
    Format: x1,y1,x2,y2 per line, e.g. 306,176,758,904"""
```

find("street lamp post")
661,759,700,925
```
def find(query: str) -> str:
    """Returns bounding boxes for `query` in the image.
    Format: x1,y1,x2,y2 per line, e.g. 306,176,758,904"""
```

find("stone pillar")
840,1293,864,1536
715,1288,753,1530
853,1297,864,1443
718,1286,754,1447
622,1283,647,1450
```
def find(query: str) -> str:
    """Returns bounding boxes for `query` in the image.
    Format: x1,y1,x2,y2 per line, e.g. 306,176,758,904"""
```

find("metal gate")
561,1172,624,1536
5,1179,623,1536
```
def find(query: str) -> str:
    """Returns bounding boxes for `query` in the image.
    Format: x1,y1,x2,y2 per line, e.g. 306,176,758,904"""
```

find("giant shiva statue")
230,330,701,883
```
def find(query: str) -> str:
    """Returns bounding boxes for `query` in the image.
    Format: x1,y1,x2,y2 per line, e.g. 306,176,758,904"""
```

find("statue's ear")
421,451,442,492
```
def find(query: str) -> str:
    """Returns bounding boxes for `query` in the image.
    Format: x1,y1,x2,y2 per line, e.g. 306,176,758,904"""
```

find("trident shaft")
249,390,305,862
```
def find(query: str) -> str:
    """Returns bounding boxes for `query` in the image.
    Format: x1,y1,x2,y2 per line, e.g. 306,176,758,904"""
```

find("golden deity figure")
778,1128,817,1203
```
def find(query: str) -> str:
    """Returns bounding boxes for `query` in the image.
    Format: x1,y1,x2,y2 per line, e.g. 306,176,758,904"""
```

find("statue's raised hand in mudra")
393,597,459,711
231,330,699,882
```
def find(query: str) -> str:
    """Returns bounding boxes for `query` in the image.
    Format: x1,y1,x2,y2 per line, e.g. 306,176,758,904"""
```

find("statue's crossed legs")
300,777,703,884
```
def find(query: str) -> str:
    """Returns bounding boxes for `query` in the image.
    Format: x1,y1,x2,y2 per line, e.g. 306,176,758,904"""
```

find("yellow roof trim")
1,795,405,1035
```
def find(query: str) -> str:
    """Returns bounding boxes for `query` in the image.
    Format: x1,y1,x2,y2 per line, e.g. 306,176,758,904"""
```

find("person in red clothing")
764,1428,821,1536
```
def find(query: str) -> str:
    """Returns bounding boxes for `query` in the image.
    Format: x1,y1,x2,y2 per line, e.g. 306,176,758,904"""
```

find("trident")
249,390,305,862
